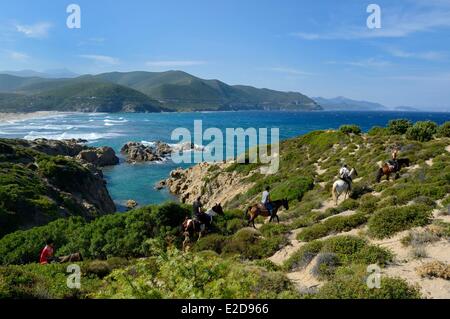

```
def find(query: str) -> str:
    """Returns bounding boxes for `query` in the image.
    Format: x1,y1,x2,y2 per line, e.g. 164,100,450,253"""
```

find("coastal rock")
76,146,119,167
29,138,86,157
0,138,116,237
121,142,162,162
154,180,166,190
165,162,256,208
126,200,138,210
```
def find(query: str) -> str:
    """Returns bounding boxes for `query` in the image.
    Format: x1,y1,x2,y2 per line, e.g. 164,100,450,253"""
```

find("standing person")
339,164,352,191
261,186,273,216
39,239,55,265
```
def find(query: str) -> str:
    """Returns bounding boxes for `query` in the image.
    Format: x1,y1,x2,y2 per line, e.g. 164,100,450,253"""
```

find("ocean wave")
140,140,207,152
104,119,129,124
24,131,124,141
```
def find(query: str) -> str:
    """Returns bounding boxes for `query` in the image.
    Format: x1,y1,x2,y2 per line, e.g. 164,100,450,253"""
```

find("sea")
1,110,449,210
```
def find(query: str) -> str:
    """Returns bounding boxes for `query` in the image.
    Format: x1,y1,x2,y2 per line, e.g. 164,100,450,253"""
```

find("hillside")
0,120,448,299
0,75,162,113
0,138,116,237
313,96,387,111
0,71,321,113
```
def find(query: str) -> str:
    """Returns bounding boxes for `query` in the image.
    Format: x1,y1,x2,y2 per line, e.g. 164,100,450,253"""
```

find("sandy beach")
0,111,71,123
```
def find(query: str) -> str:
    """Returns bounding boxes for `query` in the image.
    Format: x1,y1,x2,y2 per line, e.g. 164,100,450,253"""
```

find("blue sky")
1,0,450,110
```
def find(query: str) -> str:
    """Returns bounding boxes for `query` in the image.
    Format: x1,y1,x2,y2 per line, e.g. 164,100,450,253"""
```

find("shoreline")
0,111,74,124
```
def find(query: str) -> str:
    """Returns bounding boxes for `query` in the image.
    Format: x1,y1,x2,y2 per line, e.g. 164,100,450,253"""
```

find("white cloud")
291,3,450,40
262,67,314,76
327,58,391,68
145,60,207,67
79,54,119,65
385,48,447,61
15,22,52,38
8,51,29,61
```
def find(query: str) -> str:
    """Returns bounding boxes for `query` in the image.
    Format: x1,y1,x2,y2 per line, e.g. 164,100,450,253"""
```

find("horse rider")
388,147,400,171
261,186,273,216
192,196,210,226
39,239,56,265
339,164,352,191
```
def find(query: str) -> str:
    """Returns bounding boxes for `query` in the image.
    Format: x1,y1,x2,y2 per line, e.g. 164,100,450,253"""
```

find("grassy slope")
0,124,448,299
0,139,115,237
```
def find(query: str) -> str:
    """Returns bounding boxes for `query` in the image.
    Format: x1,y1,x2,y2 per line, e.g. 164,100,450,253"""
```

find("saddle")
257,203,269,214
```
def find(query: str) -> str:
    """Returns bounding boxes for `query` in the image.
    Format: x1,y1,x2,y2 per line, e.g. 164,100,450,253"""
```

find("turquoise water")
1,110,449,210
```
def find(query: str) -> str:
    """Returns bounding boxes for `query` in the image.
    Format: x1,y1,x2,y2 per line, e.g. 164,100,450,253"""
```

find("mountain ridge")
0,71,321,113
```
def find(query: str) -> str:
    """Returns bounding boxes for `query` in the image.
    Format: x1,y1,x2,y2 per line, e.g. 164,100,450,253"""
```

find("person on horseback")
192,197,210,226
39,239,56,265
388,147,400,171
261,186,273,217
339,164,352,191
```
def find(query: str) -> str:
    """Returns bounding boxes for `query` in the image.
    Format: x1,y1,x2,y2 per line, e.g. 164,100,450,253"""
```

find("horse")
245,198,289,229
57,252,83,263
376,158,410,183
182,203,224,245
331,168,358,206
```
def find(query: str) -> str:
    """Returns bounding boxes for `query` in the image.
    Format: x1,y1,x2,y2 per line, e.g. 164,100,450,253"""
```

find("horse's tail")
376,167,383,183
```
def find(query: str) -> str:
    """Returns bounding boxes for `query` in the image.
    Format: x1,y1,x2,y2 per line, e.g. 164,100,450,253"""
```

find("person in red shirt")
39,239,55,265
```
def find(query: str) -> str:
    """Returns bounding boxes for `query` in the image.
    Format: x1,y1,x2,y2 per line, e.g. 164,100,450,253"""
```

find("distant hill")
0,75,162,113
394,106,421,112
0,71,321,113
313,96,387,111
0,69,79,79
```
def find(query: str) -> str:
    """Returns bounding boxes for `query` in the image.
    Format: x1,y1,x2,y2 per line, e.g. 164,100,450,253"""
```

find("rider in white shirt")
261,186,273,216
339,164,352,191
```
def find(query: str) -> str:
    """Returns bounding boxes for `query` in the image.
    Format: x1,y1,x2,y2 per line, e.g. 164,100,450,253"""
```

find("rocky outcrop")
121,142,162,162
163,162,255,209
0,138,117,237
120,141,203,163
9,138,120,167
76,146,119,167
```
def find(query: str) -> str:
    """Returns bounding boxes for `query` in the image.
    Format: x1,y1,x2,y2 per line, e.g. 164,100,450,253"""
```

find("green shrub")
270,176,314,201
94,248,298,299
368,204,433,239
388,119,412,135
316,265,422,299
297,213,368,242
406,121,438,142
311,252,340,280
368,126,388,136
283,240,323,271
339,125,362,135
0,203,190,265
437,122,450,138
193,234,227,254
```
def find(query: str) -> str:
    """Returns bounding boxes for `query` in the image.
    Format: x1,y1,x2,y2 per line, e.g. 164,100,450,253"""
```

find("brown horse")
182,203,224,243
246,199,289,228
376,158,410,182
58,252,83,263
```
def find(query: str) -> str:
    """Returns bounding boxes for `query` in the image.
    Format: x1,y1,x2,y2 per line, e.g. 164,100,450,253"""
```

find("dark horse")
376,158,410,182
182,203,224,246
246,199,289,228
56,252,83,263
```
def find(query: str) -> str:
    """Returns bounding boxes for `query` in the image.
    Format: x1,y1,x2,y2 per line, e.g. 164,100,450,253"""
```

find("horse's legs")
276,215,280,223
252,219,256,229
